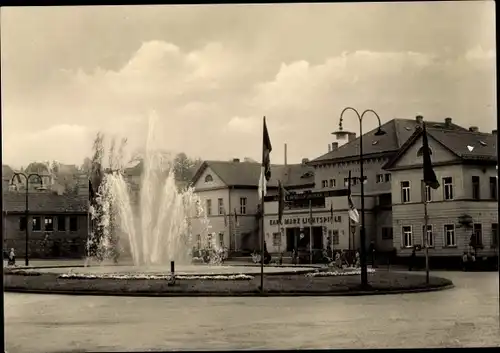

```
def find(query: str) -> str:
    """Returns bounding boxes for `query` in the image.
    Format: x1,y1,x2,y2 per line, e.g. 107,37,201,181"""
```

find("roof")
191,161,315,188
2,165,15,180
383,127,497,170
309,118,467,164
3,192,88,213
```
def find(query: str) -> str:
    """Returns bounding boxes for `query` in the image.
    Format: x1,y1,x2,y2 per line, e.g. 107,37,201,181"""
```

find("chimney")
468,126,479,133
348,132,357,142
416,115,423,124
492,129,497,135
284,143,288,166
301,158,309,165
445,117,452,127
328,144,331,152
331,142,339,150
232,158,240,163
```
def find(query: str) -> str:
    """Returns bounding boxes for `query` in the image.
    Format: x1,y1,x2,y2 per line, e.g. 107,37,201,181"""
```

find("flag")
309,200,313,225
234,208,239,226
258,116,273,199
223,208,228,227
278,180,285,225
330,203,334,224
422,123,440,189
348,194,360,224
89,180,96,202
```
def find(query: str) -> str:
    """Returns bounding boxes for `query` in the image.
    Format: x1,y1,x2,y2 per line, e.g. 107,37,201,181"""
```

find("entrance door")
312,226,323,250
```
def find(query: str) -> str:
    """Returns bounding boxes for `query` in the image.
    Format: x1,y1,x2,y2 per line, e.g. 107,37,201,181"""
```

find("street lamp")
10,172,44,266
338,107,386,287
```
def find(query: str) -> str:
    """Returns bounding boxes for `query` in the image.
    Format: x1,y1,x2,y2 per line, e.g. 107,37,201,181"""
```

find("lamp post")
338,107,386,287
10,172,44,266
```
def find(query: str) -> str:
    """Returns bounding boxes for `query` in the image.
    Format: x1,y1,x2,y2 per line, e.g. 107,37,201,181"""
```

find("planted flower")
58,273,254,281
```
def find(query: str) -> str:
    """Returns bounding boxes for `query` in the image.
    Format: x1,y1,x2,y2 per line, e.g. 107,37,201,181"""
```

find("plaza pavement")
4,265,500,352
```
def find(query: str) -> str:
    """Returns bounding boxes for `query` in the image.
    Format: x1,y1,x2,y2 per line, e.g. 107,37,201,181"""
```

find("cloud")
2,40,496,167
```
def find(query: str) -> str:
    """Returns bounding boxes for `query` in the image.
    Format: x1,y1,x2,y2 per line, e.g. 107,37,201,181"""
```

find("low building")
383,126,498,262
2,185,89,259
190,159,314,254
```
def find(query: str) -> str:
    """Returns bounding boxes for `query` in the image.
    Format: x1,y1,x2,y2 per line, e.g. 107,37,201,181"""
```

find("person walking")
408,248,416,271
7,248,16,267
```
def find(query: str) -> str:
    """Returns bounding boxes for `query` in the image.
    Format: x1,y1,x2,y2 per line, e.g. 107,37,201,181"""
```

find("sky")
1,2,496,169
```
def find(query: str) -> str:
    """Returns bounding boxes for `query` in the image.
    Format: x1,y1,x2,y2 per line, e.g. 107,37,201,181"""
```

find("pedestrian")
462,252,469,271
7,248,16,266
408,248,416,271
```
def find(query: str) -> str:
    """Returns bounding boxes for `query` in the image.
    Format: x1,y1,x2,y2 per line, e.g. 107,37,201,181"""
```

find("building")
383,126,498,261
2,177,89,259
190,159,314,254
307,115,469,254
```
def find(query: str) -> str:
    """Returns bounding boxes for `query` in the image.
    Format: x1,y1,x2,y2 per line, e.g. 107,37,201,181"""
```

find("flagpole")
422,180,430,285
260,186,265,290
309,199,313,265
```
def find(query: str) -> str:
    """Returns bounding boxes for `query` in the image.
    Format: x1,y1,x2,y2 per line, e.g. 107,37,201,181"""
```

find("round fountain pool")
34,264,320,276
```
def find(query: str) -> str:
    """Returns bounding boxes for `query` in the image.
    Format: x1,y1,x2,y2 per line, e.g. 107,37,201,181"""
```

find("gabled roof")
3,192,88,213
191,161,315,189
309,118,467,164
383,127,497,170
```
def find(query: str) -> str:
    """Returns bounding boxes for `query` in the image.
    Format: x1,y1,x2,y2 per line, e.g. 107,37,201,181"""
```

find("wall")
3,213,88,258
395,135,459,167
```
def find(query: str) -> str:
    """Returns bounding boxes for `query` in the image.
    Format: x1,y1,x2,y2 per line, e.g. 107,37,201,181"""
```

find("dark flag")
422,123,440,189
258,116,273,198
278,180,285,225
89,180,96,201
330,203,334,224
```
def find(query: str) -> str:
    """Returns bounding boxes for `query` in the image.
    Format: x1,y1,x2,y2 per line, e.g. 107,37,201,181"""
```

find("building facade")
3,192,89,258
383,126,498,260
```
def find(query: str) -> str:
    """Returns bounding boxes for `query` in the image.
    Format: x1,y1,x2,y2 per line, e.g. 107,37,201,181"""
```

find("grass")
4,269,453,295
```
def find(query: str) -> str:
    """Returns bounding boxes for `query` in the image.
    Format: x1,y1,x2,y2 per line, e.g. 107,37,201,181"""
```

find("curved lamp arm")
339,107,362,132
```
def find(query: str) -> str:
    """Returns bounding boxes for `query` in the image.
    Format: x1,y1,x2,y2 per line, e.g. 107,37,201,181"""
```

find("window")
32,216,41,231
218,232,224,247
492,223,498,248
422,225,434,247
19,216,27,231
207,233,213,249
44,217,54,232
489,177,497,200
322,180,328,188
272,232,281,247
376,174,384,183
417,146,432,157
69,216,78,231
402,226,413,248
204,174,213,183
332,230,339,245
444,224,456,247
384,174,391,182
422,182,432,202
240,197,247,214
472,176,480,200
206,199,212,216
196,234,201,249
472,223,483,247
57,215,66,231
401,181,411,203
329,179,336,188
217,198,224,215
443,177,453,200
381,227,393,240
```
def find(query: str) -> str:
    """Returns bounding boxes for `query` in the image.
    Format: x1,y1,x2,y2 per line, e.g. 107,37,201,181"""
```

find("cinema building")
191,116,498,263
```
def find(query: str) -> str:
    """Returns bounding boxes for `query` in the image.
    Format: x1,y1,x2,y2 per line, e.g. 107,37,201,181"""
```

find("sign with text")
263,189,349,202
269,216,334,226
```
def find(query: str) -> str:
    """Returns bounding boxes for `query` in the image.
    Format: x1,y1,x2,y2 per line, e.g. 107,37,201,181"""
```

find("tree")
173,152,202,183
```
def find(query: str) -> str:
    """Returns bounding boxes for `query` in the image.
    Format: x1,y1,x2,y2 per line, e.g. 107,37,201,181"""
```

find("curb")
3,284,454,298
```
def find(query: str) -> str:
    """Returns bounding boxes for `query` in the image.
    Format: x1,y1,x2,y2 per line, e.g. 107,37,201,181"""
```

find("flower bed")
306,268,376,278
58,273,254,281
4,269,41,276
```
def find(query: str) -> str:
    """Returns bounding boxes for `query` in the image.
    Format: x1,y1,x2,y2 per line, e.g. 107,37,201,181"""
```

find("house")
307,115,468,253
383,125,498,263
2,174,90,259
190,159,314,254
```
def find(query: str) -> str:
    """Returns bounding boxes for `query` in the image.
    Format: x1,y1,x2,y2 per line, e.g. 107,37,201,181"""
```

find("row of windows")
401,176,498,203
19,215,79,232
194,233,224,249
320,174,391,188
206,197,247,216
401,223,498,248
